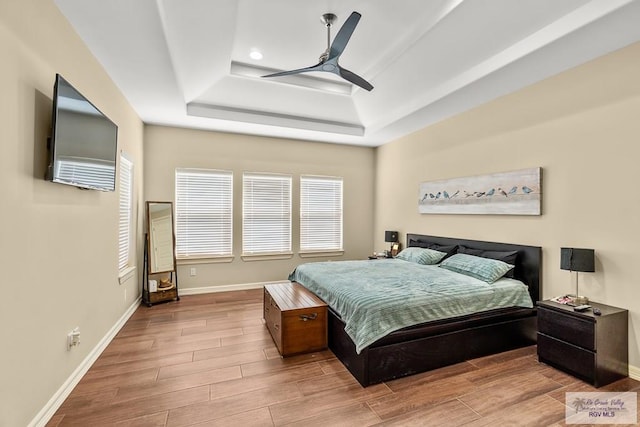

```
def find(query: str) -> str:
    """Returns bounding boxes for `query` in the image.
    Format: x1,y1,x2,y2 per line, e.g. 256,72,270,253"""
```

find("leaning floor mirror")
143,201,179,306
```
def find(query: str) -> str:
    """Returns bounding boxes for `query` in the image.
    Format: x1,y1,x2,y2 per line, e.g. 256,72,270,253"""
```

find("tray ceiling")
55,0,640,146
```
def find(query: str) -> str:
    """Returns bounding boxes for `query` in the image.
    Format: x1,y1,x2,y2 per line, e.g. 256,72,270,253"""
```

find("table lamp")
385,230,398,257
560,247,595,305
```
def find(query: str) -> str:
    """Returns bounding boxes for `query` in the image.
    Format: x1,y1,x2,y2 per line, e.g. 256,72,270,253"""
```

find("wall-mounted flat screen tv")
46,74,118,191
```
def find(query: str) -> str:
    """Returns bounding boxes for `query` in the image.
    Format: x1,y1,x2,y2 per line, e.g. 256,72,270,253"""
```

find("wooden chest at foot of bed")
263,282,328,357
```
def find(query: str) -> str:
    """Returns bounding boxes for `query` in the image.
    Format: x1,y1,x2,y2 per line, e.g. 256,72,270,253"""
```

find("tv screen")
46,74,118,191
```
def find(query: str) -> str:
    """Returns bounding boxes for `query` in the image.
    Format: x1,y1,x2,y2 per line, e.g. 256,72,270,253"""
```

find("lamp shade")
560,248,595,272
385,230,398,243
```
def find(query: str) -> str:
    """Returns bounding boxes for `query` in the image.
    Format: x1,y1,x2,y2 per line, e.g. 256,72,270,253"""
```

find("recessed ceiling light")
249,48,263,60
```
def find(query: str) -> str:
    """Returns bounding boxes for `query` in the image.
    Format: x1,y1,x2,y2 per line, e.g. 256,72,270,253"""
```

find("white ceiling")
54,0,640,147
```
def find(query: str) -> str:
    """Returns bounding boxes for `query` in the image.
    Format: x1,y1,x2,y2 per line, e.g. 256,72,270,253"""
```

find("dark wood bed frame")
325,234,541,387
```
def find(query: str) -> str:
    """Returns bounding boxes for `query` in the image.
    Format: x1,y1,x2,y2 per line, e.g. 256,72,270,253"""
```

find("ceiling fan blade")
338,66,373,91
329,11,361,59
262,63,323,78
263,12,372,92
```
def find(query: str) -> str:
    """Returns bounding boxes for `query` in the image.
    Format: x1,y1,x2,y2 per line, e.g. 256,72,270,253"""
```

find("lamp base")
570,295,589,305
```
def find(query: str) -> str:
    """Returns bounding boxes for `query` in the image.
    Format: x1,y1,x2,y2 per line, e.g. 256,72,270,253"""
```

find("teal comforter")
289,259,533,354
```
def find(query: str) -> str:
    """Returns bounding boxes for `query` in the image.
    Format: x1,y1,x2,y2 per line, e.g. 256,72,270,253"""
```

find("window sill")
241,252,294,262
177,256,235,265
299,250,344,258
118,266,137,285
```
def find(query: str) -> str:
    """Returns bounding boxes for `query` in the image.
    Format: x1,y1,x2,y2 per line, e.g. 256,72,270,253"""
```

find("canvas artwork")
418,167,541,215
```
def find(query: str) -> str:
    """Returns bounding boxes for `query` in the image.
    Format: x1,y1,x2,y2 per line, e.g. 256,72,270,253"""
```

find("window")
300,176,343,252
118,154,133,271
243,173,292,255
175,169,233,258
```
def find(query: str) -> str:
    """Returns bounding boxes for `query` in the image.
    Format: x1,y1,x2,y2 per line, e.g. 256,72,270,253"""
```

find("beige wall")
0,1,144,426
144,125,375,289
3,1,639,423
375,42,640,369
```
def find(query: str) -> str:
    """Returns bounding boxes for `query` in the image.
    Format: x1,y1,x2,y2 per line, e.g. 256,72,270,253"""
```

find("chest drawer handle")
299,313,318,321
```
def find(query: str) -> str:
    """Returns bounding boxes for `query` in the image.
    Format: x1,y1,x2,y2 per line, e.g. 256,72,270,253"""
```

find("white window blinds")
118,154,133,270
300,176,343,251
243,173,292,255
175,169,233,258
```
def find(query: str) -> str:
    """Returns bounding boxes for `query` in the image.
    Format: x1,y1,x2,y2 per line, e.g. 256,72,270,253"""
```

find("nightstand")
537,300,628,387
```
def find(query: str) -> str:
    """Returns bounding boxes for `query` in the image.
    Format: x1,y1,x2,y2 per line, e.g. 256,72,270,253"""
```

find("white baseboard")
178,280,288,295
629,364,640,381
29,297,141,427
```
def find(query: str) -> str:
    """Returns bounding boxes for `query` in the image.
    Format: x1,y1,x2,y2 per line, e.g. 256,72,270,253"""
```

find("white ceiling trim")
187,102,365,136
53,0,640,146
367,0,637,134
229,62,353,95
363,0,466,85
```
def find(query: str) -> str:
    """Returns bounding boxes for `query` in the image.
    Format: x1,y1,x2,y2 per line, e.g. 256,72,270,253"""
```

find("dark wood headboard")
406,234,541,303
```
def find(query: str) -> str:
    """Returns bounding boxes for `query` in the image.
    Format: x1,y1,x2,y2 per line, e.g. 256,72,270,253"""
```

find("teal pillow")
439,253,514,283
396,247,447,265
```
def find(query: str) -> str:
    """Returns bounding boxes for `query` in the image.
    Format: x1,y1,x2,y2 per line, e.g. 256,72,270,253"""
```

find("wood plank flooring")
47,289,640,426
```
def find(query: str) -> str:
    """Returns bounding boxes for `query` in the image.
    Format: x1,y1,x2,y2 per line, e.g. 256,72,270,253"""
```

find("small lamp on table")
560,247,595,305
385,230,399,257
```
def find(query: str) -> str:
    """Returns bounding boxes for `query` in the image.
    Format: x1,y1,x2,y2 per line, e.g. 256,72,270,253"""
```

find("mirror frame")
146,201,177,274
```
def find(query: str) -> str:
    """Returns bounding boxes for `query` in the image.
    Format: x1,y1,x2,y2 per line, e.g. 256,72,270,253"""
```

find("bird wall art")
418,168,541,215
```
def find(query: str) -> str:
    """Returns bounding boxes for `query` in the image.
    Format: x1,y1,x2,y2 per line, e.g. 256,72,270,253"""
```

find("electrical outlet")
190,267,196,277
67,327,80,350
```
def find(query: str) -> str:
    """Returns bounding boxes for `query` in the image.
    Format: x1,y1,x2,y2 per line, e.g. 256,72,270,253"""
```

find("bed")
289,234,541,386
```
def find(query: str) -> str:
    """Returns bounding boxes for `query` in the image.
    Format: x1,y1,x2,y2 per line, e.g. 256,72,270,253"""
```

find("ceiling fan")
262,11,374,92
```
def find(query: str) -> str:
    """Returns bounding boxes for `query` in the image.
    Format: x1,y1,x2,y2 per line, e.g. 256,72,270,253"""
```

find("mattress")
289,258,533,353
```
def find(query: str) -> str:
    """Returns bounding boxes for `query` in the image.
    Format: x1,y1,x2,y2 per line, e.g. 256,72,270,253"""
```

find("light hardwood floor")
47,289,640,426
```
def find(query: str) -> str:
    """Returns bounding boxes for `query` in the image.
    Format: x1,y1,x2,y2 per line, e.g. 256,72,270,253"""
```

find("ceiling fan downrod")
319,13,337,63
